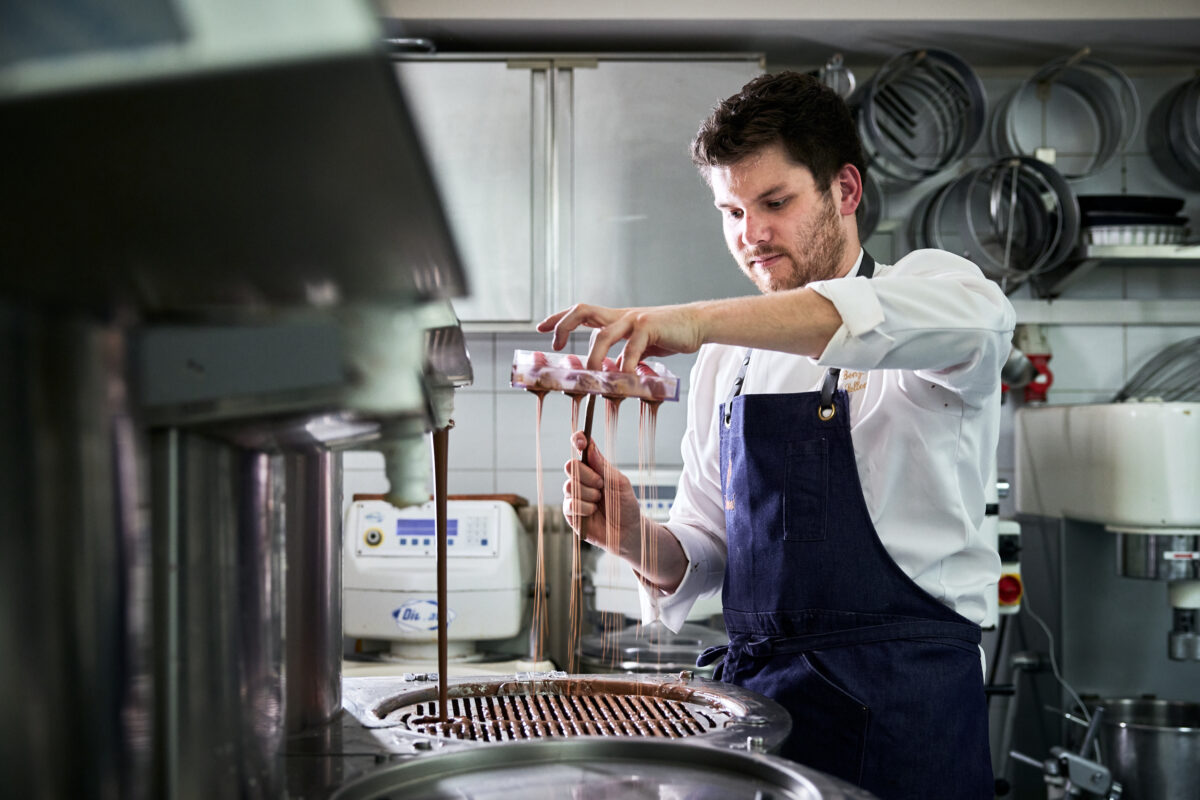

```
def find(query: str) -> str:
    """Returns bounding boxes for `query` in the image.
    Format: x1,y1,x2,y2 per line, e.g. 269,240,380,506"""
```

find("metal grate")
398,692,723,741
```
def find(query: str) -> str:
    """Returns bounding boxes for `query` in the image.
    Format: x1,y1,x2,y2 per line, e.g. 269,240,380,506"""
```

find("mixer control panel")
351,501,501,558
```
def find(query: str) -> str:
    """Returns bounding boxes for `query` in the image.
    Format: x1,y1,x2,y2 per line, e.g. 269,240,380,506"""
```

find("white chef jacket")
641,248,1017,633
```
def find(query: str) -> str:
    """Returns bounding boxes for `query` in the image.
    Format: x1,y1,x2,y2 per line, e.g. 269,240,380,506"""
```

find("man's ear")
834,164,863,217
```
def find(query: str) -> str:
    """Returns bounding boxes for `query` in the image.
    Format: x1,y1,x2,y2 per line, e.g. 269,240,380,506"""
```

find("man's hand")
562,432,644,556
562,431,688,594
537,302,707,373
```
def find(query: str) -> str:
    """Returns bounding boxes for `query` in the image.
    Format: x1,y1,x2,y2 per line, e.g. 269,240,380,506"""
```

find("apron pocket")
783,438,828,541
785,652,869,784
735,648,868,785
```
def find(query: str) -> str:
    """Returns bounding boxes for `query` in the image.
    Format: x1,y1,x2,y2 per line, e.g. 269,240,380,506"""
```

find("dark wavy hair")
691,71,866,193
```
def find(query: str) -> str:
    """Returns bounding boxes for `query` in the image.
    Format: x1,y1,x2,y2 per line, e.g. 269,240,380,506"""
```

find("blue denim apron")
698,254,993,800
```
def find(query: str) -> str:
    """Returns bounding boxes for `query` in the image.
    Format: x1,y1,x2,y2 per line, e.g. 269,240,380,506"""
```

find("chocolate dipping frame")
510,349,681,403
343,671,791,754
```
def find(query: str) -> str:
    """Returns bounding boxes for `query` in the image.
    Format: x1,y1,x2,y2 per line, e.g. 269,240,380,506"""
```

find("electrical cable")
1019,583,1104,763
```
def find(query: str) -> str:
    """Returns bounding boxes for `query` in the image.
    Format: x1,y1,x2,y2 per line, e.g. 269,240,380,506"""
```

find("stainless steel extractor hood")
0,0,467,313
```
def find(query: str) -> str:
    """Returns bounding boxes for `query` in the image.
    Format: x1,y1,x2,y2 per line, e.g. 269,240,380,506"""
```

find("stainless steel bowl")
1080,698,1200,800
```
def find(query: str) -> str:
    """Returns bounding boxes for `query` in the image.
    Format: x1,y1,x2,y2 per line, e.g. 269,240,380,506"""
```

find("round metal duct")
989,55,1140,180
1148,75,1200,190
909,156,1079,289
850,49,987,186
331,738,879,799
858,171,884,241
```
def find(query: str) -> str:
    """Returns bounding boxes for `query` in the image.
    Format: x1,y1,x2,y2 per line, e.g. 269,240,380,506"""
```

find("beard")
739,190,847,293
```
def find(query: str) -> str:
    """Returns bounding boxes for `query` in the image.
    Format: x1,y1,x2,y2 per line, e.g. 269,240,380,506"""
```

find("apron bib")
698,254,993,800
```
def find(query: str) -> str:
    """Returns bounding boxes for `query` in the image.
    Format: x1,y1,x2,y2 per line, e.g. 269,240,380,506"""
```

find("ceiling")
378,17,1200,69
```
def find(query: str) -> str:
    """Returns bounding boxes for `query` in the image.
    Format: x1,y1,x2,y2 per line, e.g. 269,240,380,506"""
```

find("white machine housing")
1014,400,1200,660
1014,401,1200,531
343,499,529,656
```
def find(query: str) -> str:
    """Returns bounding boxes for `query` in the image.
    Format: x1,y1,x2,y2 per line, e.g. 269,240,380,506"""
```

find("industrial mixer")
1012,399,1200,798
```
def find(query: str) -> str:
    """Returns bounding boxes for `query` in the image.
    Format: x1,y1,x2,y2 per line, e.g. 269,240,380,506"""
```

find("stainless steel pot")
1089,698,1200,800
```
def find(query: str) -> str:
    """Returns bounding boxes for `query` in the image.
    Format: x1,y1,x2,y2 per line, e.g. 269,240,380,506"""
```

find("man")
538,71,1014,800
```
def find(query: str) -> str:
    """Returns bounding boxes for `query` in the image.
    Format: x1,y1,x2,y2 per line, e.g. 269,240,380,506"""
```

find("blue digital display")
395,519,458,537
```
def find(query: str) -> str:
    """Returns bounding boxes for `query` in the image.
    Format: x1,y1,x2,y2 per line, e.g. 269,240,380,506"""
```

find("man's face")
709,143,849,293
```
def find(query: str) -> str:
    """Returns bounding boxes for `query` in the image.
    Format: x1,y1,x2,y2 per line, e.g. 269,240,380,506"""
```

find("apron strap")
818,251,875,416
697,615,980,675
723,251,876,427
722,351,753,427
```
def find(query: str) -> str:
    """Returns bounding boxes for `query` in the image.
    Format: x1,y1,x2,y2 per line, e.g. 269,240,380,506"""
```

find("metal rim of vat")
343,671,791,752
330,737,878,800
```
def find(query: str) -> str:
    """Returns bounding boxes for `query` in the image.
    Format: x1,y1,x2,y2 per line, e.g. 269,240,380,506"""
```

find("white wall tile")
1042,325,1125,394
343,466,389,499
496,468,567,507
461,333,495,393
447,391,496,470
1054,264,1126,299
446,469,497,496
1124,267,1200,300
1124,326,1200,386
343,450,385,470
590,394,688,471
495,390,580,471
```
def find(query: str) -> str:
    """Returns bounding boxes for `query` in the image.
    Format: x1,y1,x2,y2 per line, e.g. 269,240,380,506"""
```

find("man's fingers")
618,327,652,373
586,316,634,371
563,496,597,519
535,309,567,333
564,456,603,486
563,473,603,502
538,305,590,351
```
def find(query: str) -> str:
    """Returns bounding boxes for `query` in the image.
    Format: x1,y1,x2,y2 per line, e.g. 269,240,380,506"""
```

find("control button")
364,528,383,547
998,574,1023,606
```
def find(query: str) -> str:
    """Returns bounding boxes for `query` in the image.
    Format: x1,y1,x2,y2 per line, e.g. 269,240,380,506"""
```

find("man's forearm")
626,519,688,594
692,287,843,357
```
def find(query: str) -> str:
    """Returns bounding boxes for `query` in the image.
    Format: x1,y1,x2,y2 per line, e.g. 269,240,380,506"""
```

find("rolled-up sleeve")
810,249,1015,403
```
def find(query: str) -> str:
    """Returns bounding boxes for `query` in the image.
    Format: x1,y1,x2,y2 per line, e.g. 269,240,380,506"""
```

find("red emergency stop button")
998,574,1023,606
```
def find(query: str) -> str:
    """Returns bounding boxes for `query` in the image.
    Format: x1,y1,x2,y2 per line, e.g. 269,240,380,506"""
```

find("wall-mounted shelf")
1030,243,1200,297
1011,298,1200,325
